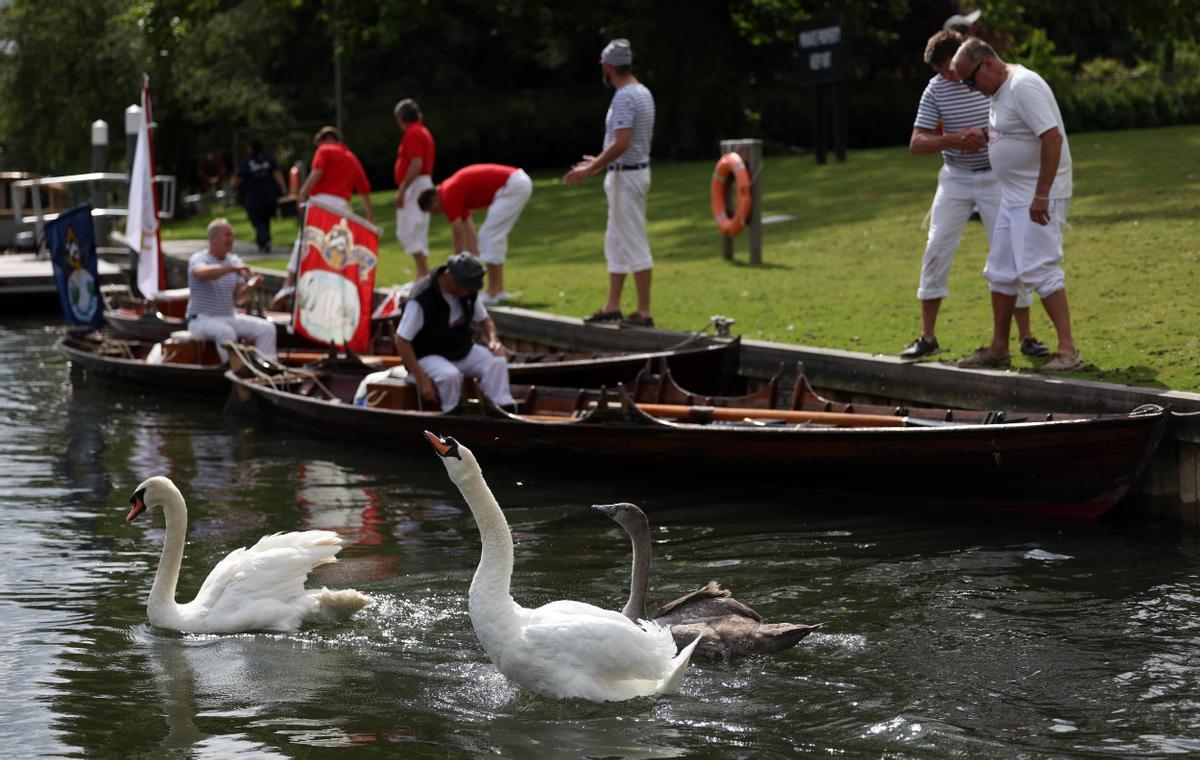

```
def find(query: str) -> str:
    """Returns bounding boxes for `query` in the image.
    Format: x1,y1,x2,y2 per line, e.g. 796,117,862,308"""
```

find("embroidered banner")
292,200,379,352
47,203,103,331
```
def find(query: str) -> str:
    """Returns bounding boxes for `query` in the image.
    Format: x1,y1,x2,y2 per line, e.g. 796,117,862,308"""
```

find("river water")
2,319,1199,758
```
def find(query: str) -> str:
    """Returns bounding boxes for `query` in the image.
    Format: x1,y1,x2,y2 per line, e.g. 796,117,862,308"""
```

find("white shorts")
603,168,653,274
418,343,513,411
984,199,1070,298
395,175,434,254
918,166,1032,308
187,313,277,361
477,169,533,265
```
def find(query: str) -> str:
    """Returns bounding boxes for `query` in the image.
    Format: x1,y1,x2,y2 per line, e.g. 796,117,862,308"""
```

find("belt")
607,162,649,171
972,166,991,172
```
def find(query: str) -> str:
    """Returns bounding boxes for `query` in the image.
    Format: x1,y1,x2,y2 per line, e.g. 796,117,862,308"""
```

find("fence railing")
10,172,177,251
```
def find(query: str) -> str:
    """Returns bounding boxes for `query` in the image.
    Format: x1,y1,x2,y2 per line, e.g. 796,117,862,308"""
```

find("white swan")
424,431,699,702
127,475,373,633
594,502,822,661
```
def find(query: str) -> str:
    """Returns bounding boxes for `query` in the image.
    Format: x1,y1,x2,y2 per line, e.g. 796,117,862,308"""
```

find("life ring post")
716,139,763,264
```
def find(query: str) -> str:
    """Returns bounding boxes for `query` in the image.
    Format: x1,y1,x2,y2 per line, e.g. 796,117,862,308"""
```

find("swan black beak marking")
423,430,462,459
592,504,620,518
127,488,147,523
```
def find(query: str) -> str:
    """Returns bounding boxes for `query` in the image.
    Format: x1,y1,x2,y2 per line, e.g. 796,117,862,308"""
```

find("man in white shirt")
902,29,1044,361
186,218,277,362
392,253,513,411
952,38,1082,372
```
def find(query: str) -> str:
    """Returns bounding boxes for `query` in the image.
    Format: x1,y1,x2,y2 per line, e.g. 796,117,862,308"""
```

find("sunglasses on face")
963,60,984,88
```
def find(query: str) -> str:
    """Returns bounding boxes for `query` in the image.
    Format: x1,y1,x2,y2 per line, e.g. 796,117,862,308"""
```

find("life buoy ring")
710,153,751,238
196,153,227,188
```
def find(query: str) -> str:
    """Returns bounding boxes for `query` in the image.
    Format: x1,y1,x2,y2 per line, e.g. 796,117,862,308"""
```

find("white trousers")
418,343,513,411
603,168,653,273
478,170,533,265
985,199,1070,298
188,314,277,362
288,193,352,274
395,175,434,254
919,165,1031,308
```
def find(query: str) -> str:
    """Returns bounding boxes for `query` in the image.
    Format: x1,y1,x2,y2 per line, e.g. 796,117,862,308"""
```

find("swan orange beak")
424,430,463,459
424,430,451,456
127,488,147,522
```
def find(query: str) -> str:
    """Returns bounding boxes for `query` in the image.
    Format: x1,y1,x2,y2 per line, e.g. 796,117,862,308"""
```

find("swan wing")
652,580,763,624
192,530,342,613
520,604,679,681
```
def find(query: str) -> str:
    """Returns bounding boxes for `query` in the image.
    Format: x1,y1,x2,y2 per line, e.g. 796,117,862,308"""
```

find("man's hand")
956,127,988,153
487,338,505,357
563,155,596,187
417,375,440,408
1029,197,1051,226
245,273,263,289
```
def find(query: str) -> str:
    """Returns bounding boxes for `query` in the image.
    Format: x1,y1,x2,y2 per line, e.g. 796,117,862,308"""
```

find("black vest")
405,266,477,361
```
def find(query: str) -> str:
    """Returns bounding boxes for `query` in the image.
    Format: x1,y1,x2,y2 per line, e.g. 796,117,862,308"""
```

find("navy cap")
446,252,484,291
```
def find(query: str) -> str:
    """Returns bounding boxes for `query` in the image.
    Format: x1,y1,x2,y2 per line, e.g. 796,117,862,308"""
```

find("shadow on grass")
1082,365,1169,390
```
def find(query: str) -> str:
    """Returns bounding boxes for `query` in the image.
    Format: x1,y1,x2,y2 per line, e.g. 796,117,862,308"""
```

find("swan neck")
149,492,187,611
623,516,651,620
457,468,514,602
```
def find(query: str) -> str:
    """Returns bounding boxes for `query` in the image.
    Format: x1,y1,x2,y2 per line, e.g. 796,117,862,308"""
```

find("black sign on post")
797,17,847,164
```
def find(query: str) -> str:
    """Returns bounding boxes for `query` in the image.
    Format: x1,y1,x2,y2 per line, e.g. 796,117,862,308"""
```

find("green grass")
164,124,1200,392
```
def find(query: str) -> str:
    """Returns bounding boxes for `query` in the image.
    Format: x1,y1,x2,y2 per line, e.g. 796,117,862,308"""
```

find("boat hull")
228,371,1167,519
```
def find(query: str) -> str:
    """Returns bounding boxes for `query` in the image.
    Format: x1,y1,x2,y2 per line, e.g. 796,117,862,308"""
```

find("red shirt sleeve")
441,178,466,222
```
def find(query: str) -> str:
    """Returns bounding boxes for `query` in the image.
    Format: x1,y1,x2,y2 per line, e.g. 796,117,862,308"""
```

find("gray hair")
393,98,421,124
207,217,231,238
951,37,998,70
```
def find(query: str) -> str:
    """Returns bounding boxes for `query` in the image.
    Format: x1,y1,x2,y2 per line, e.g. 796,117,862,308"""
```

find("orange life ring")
710,152,752,238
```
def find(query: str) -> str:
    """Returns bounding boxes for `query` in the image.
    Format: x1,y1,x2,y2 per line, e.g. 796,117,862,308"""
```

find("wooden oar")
610,401,907,428
279,349,405,367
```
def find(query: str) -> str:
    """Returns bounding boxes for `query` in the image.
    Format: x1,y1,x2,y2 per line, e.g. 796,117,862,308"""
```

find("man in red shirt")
418,163,532,305
278,126,373,300
393,99,435,280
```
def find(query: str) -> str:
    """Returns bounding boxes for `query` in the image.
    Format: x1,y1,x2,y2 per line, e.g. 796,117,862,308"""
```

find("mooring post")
124,104,141,172
719,138,763,264
91,119,109,242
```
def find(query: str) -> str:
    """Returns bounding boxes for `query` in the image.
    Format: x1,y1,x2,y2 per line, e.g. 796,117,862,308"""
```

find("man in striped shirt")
901,30,1045,361
186,218,277,362
563,38,656,328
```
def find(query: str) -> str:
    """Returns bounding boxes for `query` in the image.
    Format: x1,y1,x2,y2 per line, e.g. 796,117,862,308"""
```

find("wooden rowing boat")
56,332,740,398
224,361,1167,518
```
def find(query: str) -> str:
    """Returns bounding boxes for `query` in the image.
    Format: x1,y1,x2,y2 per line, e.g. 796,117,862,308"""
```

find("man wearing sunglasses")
951,38,1081,373
901,29,1045,362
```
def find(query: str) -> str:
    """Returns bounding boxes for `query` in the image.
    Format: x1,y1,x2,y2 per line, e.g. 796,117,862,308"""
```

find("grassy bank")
163,125,1200,392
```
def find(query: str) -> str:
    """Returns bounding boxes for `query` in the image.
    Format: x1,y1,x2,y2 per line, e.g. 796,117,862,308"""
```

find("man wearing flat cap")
393,252,514,410
564,37,657,328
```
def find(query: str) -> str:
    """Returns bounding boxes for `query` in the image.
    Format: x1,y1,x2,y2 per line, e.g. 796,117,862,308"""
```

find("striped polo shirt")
605,83,655,167
913,74,991,171
187,248,244,318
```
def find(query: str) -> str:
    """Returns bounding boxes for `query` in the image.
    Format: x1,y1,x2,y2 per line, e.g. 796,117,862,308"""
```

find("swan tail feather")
658,633,701,695
311,587,374,620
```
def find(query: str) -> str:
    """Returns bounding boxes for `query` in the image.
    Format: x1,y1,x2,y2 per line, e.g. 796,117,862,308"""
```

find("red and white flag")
292,199,380,352
126,74,163,299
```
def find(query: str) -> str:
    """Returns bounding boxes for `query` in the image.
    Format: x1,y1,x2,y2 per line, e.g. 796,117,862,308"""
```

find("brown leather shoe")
958,347,1012,369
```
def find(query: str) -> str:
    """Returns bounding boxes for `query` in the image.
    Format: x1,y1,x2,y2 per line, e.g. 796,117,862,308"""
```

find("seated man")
186,218,277,362
418,163,532,306
393,253,514,411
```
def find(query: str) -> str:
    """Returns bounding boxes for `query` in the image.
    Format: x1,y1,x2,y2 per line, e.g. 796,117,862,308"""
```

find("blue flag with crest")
47,203,104,331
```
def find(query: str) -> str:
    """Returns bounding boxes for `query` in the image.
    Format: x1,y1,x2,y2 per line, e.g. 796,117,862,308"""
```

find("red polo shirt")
439,164,517,222
394,121,435,186
310,142,370,199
